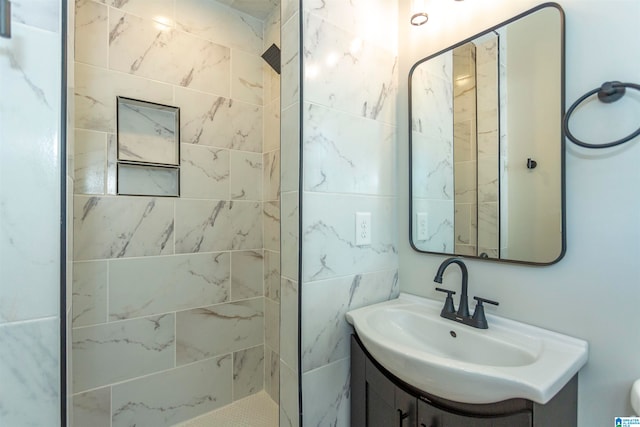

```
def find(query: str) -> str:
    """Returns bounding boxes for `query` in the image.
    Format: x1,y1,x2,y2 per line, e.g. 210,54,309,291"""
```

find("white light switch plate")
355,212,372,246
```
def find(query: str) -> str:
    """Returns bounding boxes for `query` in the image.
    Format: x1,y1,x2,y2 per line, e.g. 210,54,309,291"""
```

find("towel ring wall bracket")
563,81,640,149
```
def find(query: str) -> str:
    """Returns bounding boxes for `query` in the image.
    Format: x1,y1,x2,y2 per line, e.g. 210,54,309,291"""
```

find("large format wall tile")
75,63,173,133
231,50,264,105
304,103,396,196
302,193,397,282
112,355,232,427
264,150,281,200
74,196,174,260
264,201,281,252
75,0,108,67
230,151,263,200
264,251,281,302
303,12,397,125
280,15,300,110
0,23,61,323
280,278,298,369
302,270,398,372
301,358,350,426
265,298,280,352
11,0,60,32
265,347,280,403
72,387,111,427
231,251,264,300
280,361,299,427
72,314,175,392
74,129,107,195
176,0,263,55
73,261,108,327
281,103,300,194
109,10,231,96
180,144,230,200
233,345,265,400
107,0,174,22
280,192,299,281
176,298,264,365
109,253,230,320
175,88,263,152
0,319,60,425
175,200,262,253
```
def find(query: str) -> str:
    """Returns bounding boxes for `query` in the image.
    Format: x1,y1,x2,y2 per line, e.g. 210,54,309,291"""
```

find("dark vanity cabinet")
351,335,577,427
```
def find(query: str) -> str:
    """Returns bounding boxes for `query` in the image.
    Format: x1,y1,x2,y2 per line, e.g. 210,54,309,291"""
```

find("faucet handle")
435,287,456,314
471,296,499,329
473,296,499,306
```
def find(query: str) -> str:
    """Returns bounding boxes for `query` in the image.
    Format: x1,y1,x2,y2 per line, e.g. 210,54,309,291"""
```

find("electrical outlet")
355,212,372,246
417,212,428,241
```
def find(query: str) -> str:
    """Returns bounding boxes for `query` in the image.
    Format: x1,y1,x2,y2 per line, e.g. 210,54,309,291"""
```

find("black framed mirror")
409,3,565,265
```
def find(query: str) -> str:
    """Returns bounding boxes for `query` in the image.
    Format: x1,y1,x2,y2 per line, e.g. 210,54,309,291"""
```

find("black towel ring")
563,81,640,149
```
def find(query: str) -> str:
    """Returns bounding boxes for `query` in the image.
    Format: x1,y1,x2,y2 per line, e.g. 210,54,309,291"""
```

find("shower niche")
116,96,180,197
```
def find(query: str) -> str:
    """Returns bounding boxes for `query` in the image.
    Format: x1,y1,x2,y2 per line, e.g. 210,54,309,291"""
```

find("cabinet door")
418,399,532,427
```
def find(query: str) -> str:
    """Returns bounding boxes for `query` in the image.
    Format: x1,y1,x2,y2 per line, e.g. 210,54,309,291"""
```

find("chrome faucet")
433,257,499,329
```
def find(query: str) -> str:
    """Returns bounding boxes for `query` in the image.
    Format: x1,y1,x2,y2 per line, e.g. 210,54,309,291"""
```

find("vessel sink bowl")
346,293,588,405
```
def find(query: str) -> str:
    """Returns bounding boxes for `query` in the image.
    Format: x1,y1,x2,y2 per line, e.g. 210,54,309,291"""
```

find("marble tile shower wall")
0,1,63,425
300,0,399,425
71,1,277,425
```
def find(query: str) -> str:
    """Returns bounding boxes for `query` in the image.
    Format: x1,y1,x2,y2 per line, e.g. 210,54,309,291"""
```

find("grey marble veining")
109,253,230,320
112,355,232,427
264,298,280,353
303,12,398,125
74,129,107,195
176,298,264,365
301,358,350,427
279,361,299,427
0,319,60,425
180,144,230,200
302,193,397,282
175,200,262,254
230,151,263,200
72,387,111,427
231,251,264,300
231,50,264,105
175,88,263,152
74,195,174,260
233,345,264,400
280,104,300,194
280,15,300,110
280,278,298,369
304,102,397,196
117,163,179,197
413,198,454,253
73,261,108,327
265,348,280,403
11,0,60,32
72,314,175,392
75,0,108,67
0,22,61,324
263,150,281,201
264,250,281,302
264,201,281,252
302,269,398,372
109,10,231,95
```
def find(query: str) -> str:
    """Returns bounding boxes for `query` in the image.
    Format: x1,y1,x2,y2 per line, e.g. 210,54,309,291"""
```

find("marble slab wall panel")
280,361,300,427
231,49,264,105
231,250,264,300
265,346,280,403
302,270,398,372
72,387,111,427
230,151,264,200
281,103,300,194
304,103,397,196
281,14,300,110
109,10,231,96
300,358,350,426
72,314,175,392
303,12,398,125
74,129,107,195
10,0,60,32
75,0,108,67
180,144,230,200
0,22,61,324
176,0,264,55
174,88,263,152
0,318,60,425
280,278,298,369
175,200,263,253
302,193,397,282
303,0,397,53
233,345,265,400
74,63,174,133
74,195,175,260
176,298,264,365
109,253,231,320
73,261,108,327
111,355,232,427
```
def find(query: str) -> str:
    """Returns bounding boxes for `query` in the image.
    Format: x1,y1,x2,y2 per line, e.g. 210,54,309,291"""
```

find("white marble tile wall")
279,2,299,426
71,0,281,424
0,2,63,426
298,0,399,424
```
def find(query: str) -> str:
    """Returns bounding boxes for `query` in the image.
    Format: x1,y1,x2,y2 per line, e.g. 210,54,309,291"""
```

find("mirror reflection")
409,5,565,264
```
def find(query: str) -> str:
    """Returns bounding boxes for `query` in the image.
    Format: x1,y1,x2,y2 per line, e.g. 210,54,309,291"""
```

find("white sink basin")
346,293,588,405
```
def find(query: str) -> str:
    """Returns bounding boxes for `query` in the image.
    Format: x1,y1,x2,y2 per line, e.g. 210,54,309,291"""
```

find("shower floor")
173,391,278,427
